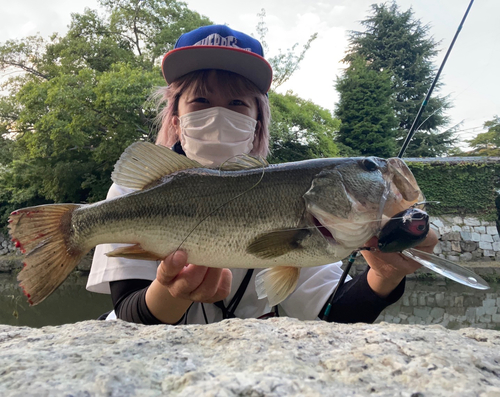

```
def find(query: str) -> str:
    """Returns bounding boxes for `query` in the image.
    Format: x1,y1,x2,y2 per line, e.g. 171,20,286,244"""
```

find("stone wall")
431,215,500,261
376,280,500,330
0,233,15,256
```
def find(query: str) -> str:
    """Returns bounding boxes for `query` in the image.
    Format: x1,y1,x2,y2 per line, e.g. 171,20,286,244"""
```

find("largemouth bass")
9,142,424,306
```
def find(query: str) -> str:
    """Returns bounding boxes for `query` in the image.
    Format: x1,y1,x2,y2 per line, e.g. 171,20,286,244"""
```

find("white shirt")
87,183,348,323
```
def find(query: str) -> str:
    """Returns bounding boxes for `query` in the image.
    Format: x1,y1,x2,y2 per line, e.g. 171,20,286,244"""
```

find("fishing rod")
322,0,475,320
398,0,475,158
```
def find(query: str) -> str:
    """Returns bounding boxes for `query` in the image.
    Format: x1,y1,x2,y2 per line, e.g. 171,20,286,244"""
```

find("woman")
87,24,437,324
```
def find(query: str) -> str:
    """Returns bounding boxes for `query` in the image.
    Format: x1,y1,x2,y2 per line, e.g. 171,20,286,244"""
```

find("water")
1,273,499,329
0,273,112,327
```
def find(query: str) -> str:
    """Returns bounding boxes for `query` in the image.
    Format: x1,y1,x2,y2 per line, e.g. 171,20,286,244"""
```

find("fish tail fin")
9,204,87,305
255,266,301,307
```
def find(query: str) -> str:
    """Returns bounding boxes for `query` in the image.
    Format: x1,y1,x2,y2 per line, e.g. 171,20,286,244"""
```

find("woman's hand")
361,229,439,298
145,250,232,324
156,250,232,303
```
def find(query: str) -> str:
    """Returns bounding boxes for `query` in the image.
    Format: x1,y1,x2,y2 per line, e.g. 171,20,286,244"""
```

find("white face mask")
179,107,257,167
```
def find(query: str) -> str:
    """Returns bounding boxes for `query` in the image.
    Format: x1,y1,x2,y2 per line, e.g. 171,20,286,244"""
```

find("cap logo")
193,33,252,51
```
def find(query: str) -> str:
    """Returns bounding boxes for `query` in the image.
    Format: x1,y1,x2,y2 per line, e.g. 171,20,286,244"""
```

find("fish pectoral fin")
255,266,301,306
246,229,311,259
105,244,163,261
112,141,202,190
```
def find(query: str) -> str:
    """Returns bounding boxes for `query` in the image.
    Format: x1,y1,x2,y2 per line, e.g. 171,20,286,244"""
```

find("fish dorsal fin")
112,141,202,190
218,154,269,171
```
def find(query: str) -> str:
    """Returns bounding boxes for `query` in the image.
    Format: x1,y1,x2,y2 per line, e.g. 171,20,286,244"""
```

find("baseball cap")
162,25,273,94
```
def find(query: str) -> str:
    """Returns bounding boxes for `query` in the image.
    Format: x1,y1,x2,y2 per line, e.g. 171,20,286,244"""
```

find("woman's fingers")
199,268,233,303
362,229,439,279
189,267,232,303
156,250,189,285
167,264,209,299
414,228,439,254
157,251,233,302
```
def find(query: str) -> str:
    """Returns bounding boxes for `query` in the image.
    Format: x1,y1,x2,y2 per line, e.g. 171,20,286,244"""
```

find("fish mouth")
312,216,337,244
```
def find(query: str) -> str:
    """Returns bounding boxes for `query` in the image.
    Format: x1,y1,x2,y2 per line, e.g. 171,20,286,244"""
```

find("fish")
9,141,424,306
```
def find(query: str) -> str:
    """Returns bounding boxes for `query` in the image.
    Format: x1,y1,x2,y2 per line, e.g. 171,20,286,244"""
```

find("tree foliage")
339,1,456,157
335,56,397,158
268,91,340,163
466,116,500,156
0,0,211,230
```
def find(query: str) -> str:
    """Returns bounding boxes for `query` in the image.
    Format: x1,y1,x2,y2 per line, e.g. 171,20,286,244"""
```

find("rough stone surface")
480,241,494,251
488,226,499,236
451,241,462,252
0,319,500,397
460,231,472,241
482,234,494,243
464,217,482,226
431,218,444,228
460,252,473,261
461,240,478,252
472,232,482,242
442,232,461,241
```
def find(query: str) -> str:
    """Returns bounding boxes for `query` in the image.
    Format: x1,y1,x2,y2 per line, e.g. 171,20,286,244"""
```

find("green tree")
467,116,500,156
268,91,340,163
335,56,397,158
0,0,211,219
342,1,456,156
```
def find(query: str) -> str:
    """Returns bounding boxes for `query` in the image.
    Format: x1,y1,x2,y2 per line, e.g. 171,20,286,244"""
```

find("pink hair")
154,70,271,157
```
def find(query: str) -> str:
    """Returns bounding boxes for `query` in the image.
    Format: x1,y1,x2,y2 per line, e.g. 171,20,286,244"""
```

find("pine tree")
335,56,397,158
342,1,457,157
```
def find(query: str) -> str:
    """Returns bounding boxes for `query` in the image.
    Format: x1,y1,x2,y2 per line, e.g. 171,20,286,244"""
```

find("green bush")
408,161,500,220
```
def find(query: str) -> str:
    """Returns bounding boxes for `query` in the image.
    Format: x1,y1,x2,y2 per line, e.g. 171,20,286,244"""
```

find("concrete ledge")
1,318,499,396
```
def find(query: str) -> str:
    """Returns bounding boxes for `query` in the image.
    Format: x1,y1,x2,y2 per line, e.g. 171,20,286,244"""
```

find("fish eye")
361,158,379,172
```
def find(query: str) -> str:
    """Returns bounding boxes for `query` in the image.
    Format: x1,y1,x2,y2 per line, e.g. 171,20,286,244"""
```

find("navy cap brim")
162,46,273,94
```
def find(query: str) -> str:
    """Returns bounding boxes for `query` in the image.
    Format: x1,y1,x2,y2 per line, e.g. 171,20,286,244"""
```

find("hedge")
407,160,500,221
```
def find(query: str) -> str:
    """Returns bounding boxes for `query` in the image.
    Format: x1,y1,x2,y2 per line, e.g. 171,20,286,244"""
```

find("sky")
1,0,499,150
